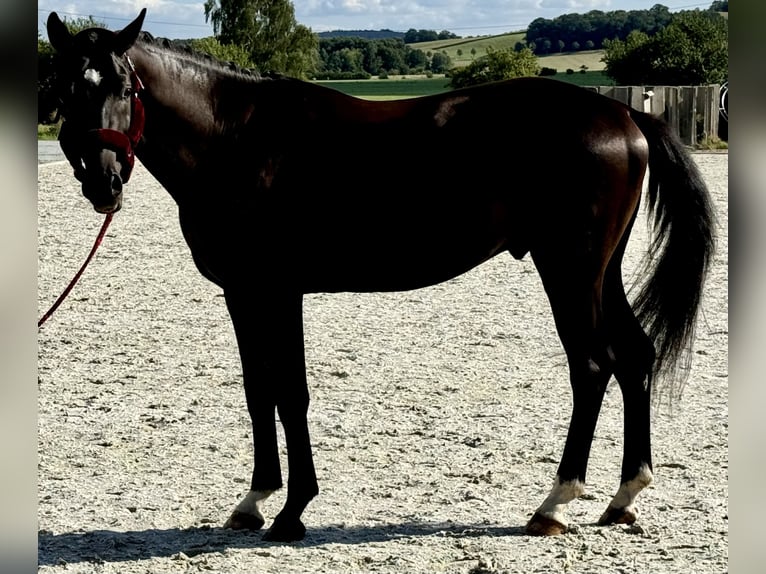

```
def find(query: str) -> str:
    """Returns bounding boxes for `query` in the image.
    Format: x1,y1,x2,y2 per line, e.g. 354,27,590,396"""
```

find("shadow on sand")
39,521,526,565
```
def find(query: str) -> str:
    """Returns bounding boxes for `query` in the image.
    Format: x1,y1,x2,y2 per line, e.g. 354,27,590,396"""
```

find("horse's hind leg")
598,239,655,526
525,244,614,535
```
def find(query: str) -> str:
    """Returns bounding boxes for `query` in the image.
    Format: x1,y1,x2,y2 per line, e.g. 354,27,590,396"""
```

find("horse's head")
47,9,147,213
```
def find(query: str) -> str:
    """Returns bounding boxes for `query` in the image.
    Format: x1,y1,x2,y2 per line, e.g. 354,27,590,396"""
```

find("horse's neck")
130,43,221,137
127,43,248,199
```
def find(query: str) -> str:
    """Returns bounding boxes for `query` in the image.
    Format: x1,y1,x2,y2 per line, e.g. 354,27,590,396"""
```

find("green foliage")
56,15,107,35
188,37,256,69
315,37,440,77
403,28,458,44
603,11,728,85
203,0,318,78
429,52,452,74
696,136,727,150
448,47,540,89
38,122,61,140
526,6,673,54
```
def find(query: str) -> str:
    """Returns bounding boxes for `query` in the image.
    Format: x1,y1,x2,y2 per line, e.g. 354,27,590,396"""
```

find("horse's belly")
292,225,509,293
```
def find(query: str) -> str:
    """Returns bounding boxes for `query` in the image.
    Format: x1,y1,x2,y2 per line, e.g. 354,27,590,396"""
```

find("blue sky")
37,1,716,40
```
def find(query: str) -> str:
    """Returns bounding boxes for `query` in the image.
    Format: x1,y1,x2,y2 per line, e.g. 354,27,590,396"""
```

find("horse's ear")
113,8,147,55
47,12,73,53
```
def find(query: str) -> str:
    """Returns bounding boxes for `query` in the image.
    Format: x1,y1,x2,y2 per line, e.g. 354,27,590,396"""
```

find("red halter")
60,55,145,183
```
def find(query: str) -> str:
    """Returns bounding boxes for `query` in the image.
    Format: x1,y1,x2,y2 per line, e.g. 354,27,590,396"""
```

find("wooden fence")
583,84,722,146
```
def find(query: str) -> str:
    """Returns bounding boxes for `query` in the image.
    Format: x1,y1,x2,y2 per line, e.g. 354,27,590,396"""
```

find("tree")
448,47,540,89
375,39,407,74
203,0,318,78
525,5,676,55
406,48,428,71
601,30,652,84
603,10,728,85
188,37,256,69
429,52,452,74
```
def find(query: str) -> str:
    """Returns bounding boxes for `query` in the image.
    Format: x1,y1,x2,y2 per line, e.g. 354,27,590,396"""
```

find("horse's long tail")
629,110,716,395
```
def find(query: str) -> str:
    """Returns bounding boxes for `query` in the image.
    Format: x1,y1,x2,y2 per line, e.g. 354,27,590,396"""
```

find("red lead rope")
38,213,113,329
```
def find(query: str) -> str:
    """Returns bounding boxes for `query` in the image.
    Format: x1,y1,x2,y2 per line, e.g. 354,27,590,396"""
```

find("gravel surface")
38,153,728,573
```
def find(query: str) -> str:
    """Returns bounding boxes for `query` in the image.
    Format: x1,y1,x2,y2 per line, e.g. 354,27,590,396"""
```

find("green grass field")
315,70,612,100
315,77,452,98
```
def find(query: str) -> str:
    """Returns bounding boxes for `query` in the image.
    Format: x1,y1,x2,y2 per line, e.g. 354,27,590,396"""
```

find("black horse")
46,10,715,542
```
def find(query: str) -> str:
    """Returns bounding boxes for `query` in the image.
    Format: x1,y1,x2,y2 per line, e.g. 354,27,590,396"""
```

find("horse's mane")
136,31,270,82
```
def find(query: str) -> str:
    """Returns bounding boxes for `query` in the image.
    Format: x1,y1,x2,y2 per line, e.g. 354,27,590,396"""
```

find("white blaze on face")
84,68,102,86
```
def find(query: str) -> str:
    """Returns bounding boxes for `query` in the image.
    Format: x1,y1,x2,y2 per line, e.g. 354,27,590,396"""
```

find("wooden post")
628,86,645,112
649,86,666,118
612,86,630,106
677,86,696,146
664,87,679,139
697,84,720,142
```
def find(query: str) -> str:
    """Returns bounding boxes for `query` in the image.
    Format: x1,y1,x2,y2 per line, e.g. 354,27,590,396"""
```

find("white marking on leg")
608,463,653,511
234,489,275,522
535,476,585,525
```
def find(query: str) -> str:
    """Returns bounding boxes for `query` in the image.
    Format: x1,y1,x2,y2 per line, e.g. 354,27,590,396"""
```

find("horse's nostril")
111,173,123,195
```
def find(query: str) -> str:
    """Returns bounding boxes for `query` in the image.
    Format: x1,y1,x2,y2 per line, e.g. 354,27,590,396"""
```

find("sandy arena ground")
38,153,728,573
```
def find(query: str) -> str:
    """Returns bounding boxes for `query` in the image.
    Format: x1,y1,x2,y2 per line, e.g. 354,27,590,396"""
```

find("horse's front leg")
222,288,318,541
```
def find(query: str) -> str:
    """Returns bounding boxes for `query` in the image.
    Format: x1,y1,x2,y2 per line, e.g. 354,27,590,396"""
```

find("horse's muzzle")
81,171,124,214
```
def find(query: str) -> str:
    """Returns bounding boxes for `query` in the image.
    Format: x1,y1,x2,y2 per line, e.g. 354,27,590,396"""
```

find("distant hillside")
412,32,606,71
413,32,526,66
317,29,405,40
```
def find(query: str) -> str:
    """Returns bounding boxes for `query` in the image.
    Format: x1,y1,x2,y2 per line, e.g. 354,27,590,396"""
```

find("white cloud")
39,0,696,40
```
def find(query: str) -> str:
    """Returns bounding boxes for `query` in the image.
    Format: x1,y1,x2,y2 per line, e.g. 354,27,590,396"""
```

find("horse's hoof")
525,512,568,536
597,505,637,526
263,516,307,542
224,510,265,531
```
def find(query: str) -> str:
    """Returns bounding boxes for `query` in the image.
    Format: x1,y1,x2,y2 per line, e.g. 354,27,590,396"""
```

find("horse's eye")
123,87,133,99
